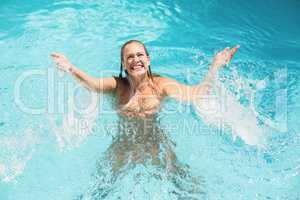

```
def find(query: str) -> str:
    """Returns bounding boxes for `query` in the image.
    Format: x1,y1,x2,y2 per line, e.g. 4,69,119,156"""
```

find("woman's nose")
133,55,140,62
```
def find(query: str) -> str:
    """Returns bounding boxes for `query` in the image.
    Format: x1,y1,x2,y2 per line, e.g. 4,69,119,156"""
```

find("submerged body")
107,116,175,171
90,115,204,199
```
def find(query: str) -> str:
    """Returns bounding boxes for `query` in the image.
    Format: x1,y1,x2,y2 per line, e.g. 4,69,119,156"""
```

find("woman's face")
122,42,150,77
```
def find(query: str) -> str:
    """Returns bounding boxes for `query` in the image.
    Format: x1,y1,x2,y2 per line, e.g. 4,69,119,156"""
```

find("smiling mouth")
130,63,145,70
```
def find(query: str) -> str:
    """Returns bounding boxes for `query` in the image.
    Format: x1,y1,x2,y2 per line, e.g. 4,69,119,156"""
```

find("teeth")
132,65,143,70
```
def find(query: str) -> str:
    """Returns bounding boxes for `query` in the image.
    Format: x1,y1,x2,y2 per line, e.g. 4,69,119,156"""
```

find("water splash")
49,94,99,151
0,128,38,182
193,76,266,146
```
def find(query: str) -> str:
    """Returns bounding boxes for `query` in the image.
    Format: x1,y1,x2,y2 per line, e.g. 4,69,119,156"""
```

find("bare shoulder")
154,76,174,84
153,76,179,87
153,76,183,97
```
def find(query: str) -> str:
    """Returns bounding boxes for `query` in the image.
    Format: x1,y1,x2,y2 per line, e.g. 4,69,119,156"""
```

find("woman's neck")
127,74,151,91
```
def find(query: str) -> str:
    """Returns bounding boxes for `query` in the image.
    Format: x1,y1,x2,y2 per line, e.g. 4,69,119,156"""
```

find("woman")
51,40,239,118
51,40,239,198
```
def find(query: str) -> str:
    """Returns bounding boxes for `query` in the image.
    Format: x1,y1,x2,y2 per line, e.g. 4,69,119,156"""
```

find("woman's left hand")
212,45,240,69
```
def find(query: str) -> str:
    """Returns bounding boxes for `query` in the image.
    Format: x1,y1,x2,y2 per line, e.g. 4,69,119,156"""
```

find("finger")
50,53,59,58
51,52,63,58
223,47,230,54
229,46,239,58
231,45,240,54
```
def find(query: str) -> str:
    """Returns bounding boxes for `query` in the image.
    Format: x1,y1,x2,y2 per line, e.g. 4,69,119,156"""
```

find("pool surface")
1,0,300,199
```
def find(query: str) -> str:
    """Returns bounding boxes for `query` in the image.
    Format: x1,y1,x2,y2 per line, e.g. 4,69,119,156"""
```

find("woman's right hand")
212,45,239,69
50,53,73,72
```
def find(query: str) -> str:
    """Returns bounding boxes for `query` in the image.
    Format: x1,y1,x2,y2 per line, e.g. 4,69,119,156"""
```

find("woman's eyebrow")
126,53,134,58
127,52,144,58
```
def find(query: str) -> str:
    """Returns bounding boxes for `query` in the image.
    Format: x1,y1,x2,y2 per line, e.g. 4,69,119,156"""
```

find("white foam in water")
0,129,38,182
49,94,99,151
193,79,265,146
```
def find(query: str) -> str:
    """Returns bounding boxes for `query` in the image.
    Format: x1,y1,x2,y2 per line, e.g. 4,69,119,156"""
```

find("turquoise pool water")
1,0,300,199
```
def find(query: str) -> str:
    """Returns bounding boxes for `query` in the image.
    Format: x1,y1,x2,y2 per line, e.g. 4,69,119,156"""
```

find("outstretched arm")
195,45,239,96
50,53,117,92
158,45,239,102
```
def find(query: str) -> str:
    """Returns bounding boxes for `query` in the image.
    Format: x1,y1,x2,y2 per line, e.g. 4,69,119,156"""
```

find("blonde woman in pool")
51,40,238,195
51,40,238,118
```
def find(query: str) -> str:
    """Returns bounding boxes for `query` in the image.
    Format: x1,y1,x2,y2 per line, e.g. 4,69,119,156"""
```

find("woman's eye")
138,54,143,57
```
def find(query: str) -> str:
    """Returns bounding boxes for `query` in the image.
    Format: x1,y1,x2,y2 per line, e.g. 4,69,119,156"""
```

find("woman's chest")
117,86,162,116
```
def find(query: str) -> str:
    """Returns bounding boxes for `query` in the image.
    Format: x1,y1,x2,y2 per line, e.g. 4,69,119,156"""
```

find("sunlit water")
0,0,300,199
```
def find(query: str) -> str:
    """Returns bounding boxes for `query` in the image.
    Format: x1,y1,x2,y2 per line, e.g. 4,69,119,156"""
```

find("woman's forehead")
124,42,145,54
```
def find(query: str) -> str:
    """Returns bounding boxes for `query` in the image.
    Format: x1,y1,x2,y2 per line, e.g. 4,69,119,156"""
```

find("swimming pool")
1,0,300,199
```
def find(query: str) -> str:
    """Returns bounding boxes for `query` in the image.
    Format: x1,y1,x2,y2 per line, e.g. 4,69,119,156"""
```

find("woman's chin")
128,69,147,77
